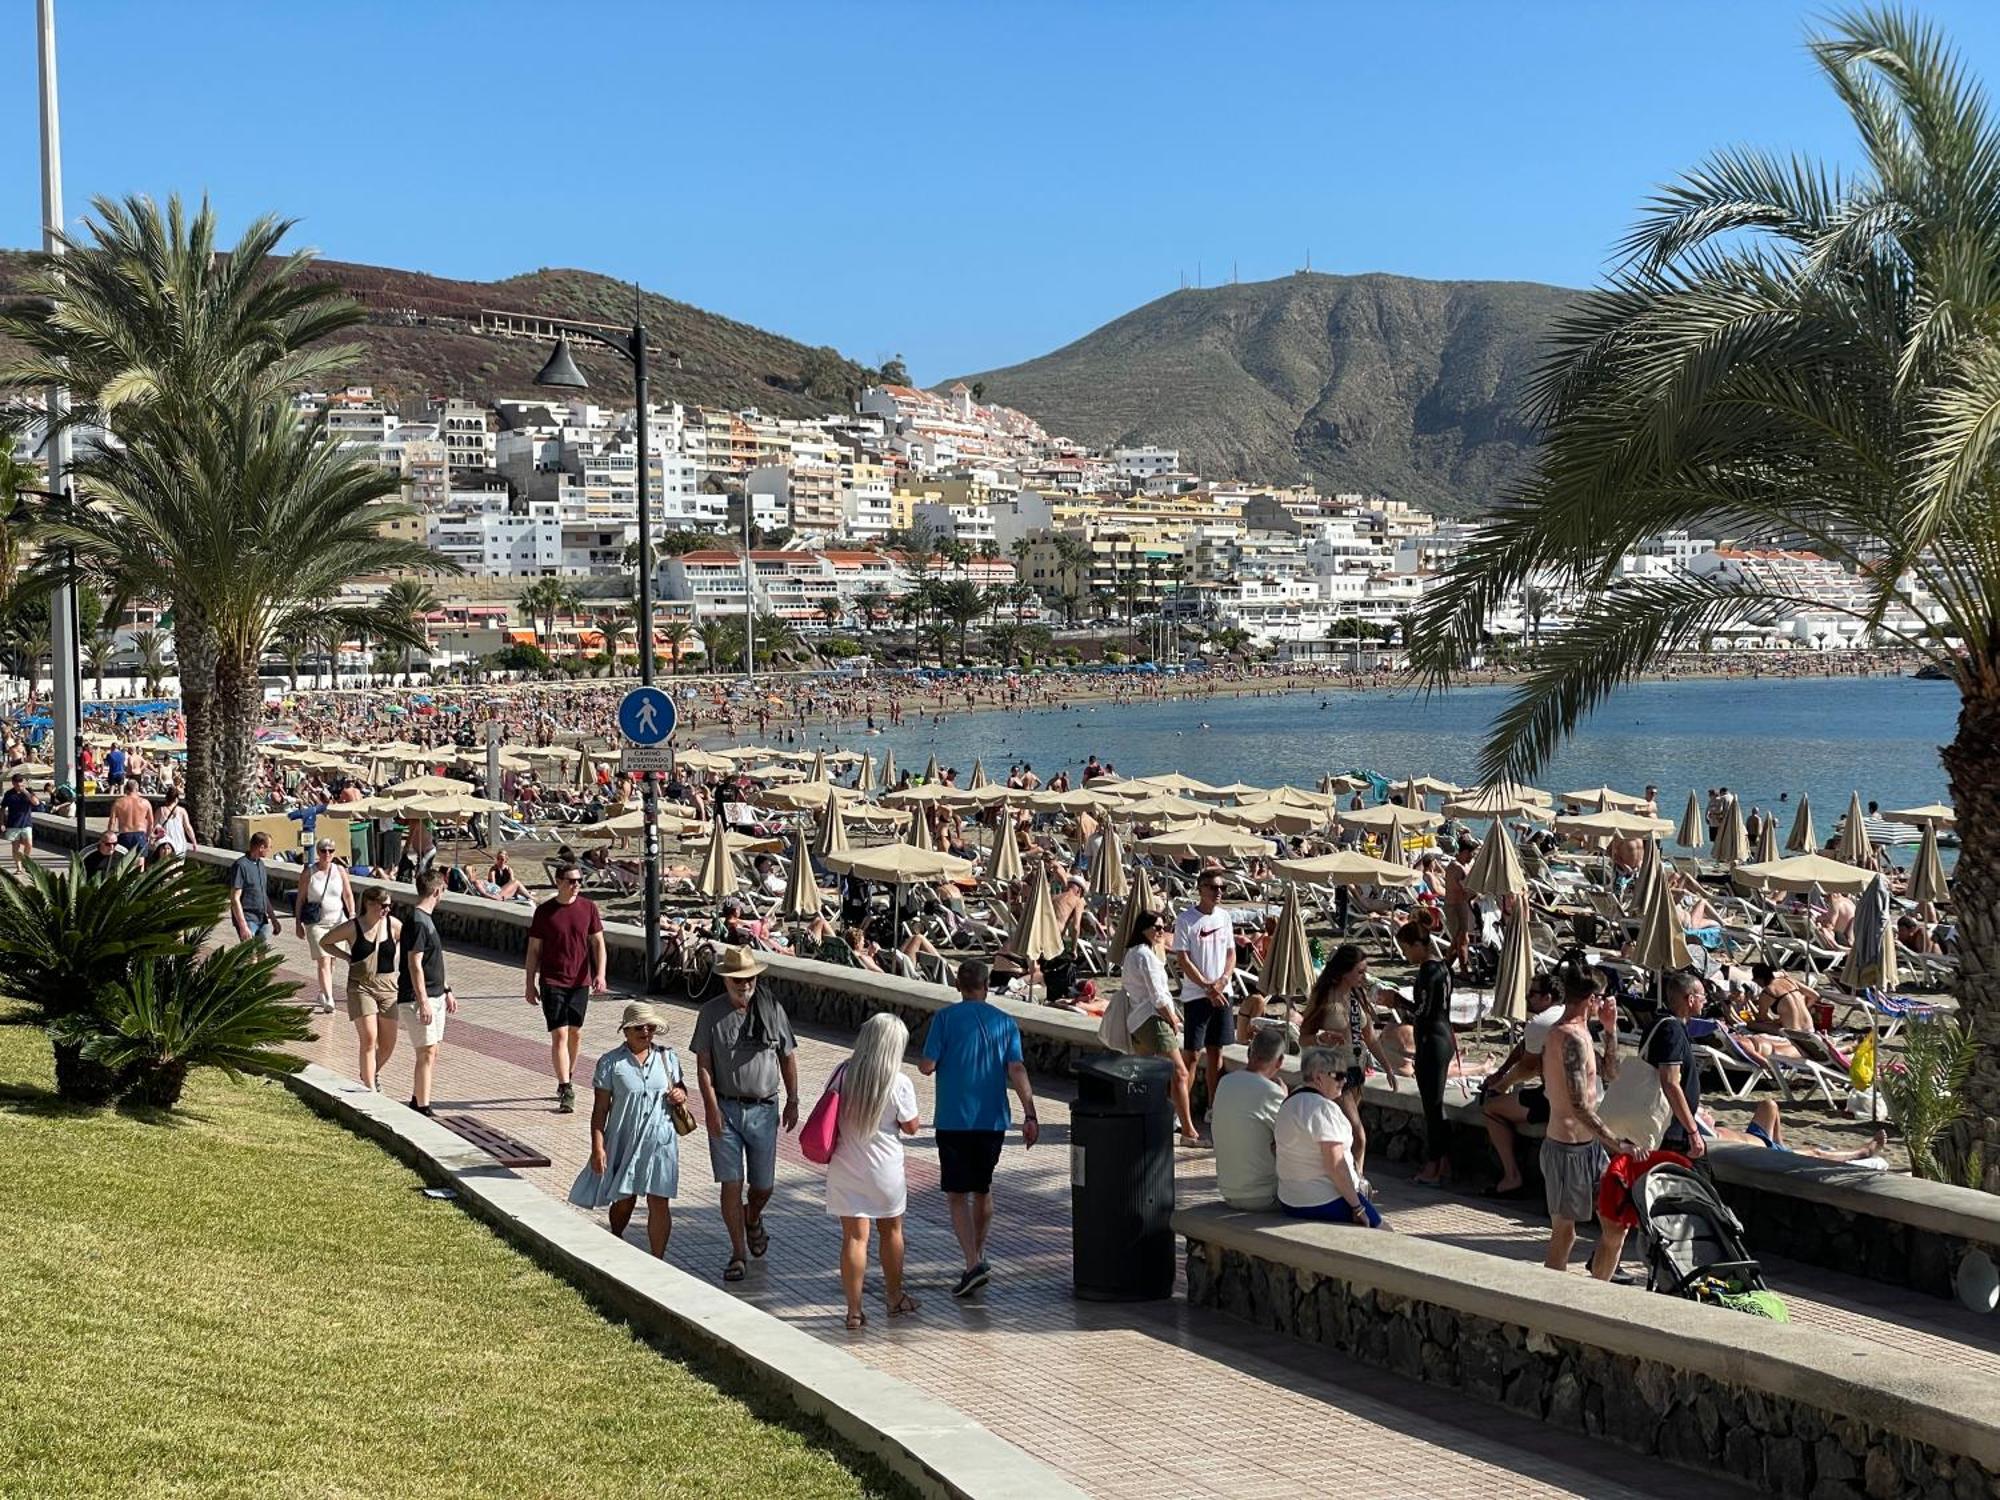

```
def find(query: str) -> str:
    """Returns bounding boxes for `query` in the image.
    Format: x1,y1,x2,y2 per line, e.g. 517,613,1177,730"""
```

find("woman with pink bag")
817,1012,920,1330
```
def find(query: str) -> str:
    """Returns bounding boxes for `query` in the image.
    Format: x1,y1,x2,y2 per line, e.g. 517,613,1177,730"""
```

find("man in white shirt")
1211,1029,1288,1210
1173,870,1235,1124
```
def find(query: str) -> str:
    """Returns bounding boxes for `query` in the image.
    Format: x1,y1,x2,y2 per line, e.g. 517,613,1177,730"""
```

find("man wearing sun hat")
692,945,800,1283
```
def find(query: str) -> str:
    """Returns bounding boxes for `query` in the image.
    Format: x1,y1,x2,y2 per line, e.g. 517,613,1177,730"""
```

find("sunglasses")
625,1023,657,1034
558,875,581,885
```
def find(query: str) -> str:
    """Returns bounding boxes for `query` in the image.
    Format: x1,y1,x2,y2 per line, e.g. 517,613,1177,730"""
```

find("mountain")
0,252,878,418
951,271,1578,516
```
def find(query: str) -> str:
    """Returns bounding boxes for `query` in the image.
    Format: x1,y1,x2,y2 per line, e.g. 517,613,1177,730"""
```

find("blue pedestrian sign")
618,686,676,745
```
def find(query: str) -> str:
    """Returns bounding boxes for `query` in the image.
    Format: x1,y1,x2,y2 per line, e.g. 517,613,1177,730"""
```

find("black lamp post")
533,309,663,982
10,485,87,841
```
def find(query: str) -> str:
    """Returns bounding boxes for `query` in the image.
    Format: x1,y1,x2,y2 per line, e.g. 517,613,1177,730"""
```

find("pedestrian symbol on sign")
617,686,676,746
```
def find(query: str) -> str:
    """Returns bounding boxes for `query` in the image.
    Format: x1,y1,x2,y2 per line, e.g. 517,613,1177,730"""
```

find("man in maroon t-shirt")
525,862,607,1112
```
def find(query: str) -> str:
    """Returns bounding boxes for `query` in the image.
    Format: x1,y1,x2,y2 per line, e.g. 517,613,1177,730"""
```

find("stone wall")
1183,1226,2000,1500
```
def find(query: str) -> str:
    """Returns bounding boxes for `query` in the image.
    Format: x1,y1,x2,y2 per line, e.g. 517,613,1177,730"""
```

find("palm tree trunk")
214,644,263,835
1940,679,2000,1191
176,611,223,840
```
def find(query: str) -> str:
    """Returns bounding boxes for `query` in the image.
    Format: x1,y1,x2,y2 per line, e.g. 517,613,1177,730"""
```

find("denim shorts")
709,1097,779,1191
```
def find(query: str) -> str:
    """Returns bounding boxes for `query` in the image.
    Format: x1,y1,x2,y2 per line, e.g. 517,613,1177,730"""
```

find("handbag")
299,899,323,925
660,1049,697,1135
1598,1020,1673,1151
800,1064,844,1165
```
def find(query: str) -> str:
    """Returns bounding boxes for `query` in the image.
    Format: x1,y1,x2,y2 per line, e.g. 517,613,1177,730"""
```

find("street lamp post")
13,485,88,842
533,308,663,981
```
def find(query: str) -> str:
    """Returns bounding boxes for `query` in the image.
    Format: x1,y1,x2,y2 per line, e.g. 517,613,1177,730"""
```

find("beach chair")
1690,1023,1778,1101
1833,989,1940,1040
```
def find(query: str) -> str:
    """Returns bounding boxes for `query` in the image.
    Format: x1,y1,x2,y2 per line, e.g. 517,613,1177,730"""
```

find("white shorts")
397,999,447,1049
5,827,29,844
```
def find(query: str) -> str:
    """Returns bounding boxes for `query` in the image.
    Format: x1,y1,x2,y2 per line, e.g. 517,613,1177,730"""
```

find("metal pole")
483,719,501,851
742,482,755,693
633,323,662,982
37,0,80,810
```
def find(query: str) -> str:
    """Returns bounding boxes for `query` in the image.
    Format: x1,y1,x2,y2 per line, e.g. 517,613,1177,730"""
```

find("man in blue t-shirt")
104,744,127,785
920,958,1040,1298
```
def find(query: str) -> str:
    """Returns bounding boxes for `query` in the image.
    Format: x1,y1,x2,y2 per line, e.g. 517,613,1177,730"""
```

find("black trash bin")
1070,1052,1175,1301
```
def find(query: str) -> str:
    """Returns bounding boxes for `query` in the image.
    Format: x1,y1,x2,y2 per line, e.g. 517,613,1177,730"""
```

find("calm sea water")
834,675,1958,832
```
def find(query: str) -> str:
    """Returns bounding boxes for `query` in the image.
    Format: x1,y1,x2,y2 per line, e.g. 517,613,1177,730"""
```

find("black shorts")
1181,994,1231,1052
936,1129,1005,1195
540,984,589,1032
1521,1087,1551,1126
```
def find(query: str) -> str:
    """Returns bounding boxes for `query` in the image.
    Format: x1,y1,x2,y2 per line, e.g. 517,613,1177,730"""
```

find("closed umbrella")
1110,862,1159,967
1463,819,1525,899
1630,843,1692,974
923,753,940,783
969,757,989,789
1710,797,1749,866
1491,901,1533,1023
905,800,935,850
780,826,823,923
986,814,1024,884
1908,820,1949,906
1841,874,1899,994
1259,884,1317,1027
1087,817,1129,902
1834,791,1871,866
855,752,876,794
1786,793,1817,855
696,812,736,900
1675,791,1705,850
812,796,849,858
1379,807,1411,867
807,749,828,784
1752,813,1780,864
1017,873,1065,1003
881,749,898,788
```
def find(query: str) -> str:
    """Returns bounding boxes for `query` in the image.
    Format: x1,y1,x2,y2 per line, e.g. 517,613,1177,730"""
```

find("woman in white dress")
294,838,354,1014
824,1012,920,1330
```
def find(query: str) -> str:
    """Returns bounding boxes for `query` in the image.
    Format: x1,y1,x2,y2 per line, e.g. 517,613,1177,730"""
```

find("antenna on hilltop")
1306,247,1312,273
1232,259,1238,284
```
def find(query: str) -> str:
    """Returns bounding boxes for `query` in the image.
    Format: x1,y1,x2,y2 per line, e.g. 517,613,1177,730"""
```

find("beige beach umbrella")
1908,819,1949,906
822,750,864,765
1260,884,1317,1014
1752,813,1780,864
1562,785,1650,811
1016,873,1066,1001
881,748,898,787
1378,807,1412,868
1338,802,1443,833
807,749,828,784
1555,809,1675,843
1733,851,1879,896
1785,793,1817,854
1215,797,1324,834
522,745,582,764
676,748,734,774
1109,862,1159,966
883,781,953,805
1463,819,1525,899
1674,791,1705,850
905,799,936,850
1491,901,1534,1023
1106,792,1209,821
1630,846,1692,973
1270,785,1336,809
743,764,805,783
780,826,824,924
813,796,850,858
1834,790,1871,866
855,752,876,794
1442,782,1550,820
1710,797,1749,865
969,757,989,789
820,843,975,884
1088,818,1129,902
399,793,511,821
923,752,940,782
696,813,736,900
384,774,473,797
986,814,1024,884
1269,849,1419,887
1126,771,1225,798
1392,774,1461,803
1883,802,1956,829
1134,820,1271,860
598,806,707,839
1027,785,1105,811
754,780,849,811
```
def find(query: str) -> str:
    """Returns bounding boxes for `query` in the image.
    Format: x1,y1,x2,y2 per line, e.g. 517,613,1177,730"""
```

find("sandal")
844,1309,868,1330
723,1257,747,1283
888,1293,920,1318
746,1219,770,1258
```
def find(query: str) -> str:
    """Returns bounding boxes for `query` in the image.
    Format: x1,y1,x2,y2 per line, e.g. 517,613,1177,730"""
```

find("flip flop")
746,1220,770,1258
723,1257,747,1283
844,1309,867,1330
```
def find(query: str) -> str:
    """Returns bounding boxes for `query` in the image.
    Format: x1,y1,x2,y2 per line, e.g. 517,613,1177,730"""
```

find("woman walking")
319,887,401,1090
1121,910,1198,1140
296,838,354,1014
824,1012,920,1330
1395,918,1456,1187
570,1002,688,1258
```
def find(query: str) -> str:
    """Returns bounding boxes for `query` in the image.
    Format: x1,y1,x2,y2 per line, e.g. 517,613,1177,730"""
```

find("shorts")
117,831,149,856
1521,1087,1551,1126
708,1098,779,1190
242,914,275,941
1131,1016,1179,1057
1282,1194,1382,1227
1181,994,1231,1052
397,998,448,1049
1541,1137,1608,1224
540,983,589,1032
345,969,398,1021
936,1129,1005,1195
5,826,30,845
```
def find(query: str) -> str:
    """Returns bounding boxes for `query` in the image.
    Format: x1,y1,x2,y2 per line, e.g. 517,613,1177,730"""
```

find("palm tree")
986,623,1024,667
83,633,113,700
131,629,166,697
854,586,890,634
1409,7,2000,1186
919,620,955,668
752,611,798,668
54,399,443,834
658,619,692,675
379,577,440,681
817,596,845,633
697,619,732,673
936,579,986,660
519,579,567,643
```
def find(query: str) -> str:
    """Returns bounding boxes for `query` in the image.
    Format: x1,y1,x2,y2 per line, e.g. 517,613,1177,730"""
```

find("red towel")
1596,1148,1692,1228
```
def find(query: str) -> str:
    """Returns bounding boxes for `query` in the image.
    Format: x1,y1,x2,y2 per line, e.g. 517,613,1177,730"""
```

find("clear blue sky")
7,1,2000,383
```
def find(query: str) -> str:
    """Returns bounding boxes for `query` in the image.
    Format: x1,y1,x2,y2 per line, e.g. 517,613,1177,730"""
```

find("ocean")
840,674,1958,837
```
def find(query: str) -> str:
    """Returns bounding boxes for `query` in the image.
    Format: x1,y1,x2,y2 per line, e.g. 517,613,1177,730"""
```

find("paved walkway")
252,911,1753,1500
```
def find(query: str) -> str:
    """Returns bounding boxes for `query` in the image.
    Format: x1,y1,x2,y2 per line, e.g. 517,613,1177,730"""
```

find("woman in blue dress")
570,1001,690,1257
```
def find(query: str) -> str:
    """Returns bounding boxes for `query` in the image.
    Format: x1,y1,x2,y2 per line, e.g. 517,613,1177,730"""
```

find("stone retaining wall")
1181,1208,2000,1500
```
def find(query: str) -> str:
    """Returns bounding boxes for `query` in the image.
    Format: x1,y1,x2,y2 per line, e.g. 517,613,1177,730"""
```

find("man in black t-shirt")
2,773,37,876
396,870,456,1116
1645,970,1708,1160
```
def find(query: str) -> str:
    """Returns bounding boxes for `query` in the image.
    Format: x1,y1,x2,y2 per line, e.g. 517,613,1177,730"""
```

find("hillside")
952,271,1578,515
0,252,877,418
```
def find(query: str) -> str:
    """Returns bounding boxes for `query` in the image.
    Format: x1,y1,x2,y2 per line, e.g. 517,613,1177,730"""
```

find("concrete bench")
1177,1201,2000,1500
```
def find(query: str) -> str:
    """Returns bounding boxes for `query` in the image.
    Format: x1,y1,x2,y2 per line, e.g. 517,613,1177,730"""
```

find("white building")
1113,445,1180,480
440,398,496,475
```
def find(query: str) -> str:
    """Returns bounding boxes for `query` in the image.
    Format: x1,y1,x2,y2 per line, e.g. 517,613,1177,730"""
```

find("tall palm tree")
752,611,797,669
519,579,567,642
1410,7,2000,1186
697,618,732,673
53,399,443,834
658,619,692,675
919,620,955,669
936,579,985,660
130,629,166,697
83,634,113,700
854,586,890,634
379,577,440,681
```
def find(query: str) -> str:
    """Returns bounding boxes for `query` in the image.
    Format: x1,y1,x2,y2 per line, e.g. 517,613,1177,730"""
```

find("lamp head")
533,335,589,391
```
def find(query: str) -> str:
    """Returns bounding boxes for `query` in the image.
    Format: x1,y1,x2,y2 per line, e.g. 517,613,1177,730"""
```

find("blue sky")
7,1,2000,382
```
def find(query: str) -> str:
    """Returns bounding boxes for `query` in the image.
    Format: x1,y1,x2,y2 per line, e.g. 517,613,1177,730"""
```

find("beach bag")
801,1065,844,1165
1097,994,1133,1053
1598,1020,1673,1151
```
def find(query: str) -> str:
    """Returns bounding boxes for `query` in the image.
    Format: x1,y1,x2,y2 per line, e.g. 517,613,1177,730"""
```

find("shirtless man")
108,779,155,857
1443,835,1477,974
1539,965,1634,1278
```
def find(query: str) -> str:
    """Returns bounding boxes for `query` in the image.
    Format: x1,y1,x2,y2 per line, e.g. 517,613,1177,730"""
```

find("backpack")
1598,1019,1673,1151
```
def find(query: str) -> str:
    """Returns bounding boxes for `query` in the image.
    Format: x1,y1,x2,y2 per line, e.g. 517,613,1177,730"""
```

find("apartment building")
440,398,496,475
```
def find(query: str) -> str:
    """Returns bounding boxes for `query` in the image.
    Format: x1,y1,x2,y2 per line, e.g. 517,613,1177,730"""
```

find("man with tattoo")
1539,964,1634,1277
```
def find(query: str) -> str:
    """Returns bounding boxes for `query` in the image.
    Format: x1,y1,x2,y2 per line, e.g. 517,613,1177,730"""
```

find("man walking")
692,947,800,1283
920,959,1039,1298
229,832,275,942
1647,970,1709,1164
1172,870,1235,1124
1540,965,1632,1278
398,869,456,1117
524,860,606,1112
2,773,36,875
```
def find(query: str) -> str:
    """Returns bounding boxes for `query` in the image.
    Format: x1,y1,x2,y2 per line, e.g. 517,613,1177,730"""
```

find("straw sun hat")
619,1001,667,1031
715,946,769,980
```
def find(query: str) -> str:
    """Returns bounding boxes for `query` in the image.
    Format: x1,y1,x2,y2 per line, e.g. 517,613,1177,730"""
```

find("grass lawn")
0,1018,897,1500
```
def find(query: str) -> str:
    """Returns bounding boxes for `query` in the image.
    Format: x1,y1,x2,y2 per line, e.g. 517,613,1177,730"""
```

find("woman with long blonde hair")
823,1011,920,1330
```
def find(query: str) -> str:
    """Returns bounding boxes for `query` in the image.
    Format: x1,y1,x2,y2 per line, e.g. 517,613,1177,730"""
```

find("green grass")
0,1017,896,1500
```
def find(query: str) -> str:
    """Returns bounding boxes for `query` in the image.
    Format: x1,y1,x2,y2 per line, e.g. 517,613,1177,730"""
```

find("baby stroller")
1629,1162,1788,1320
